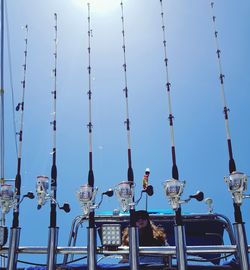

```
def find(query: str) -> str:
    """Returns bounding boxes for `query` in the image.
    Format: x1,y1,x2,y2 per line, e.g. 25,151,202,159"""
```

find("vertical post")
233,223,250,270
87,226,97,270
47,227,59,270
174,209,187,270
7,227,20,270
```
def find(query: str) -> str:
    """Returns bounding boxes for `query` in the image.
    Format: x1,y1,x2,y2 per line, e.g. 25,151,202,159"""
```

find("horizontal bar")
0,245,247,255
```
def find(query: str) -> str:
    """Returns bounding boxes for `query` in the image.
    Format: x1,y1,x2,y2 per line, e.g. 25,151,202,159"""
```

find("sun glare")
74,0,119,14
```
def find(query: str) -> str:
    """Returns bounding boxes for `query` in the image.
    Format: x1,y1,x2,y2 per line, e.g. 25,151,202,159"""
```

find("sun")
73,0,119,14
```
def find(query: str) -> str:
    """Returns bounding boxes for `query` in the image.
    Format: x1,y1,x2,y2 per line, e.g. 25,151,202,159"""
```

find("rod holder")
129,226,139,270
47,227,59,270
7,227,21,270
174,225,187,270
234,223,250,270
87,227,97,270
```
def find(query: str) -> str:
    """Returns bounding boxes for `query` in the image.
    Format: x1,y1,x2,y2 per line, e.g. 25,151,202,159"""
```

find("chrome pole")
6,227,20,270
174,225,187,270
234,223,250,270
129,226,139,270
87,227,97,270
47,227,58,270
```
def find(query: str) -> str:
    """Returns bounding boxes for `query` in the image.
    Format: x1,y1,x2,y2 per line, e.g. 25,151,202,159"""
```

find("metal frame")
61,212,240,267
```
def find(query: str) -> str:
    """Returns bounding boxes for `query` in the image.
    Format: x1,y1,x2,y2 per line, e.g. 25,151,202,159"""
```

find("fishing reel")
76,185,114,215
76,184,98,215
163,178,204,211
0,184,15,214
225,171,249,205
114,181,134,212
114,180,153,212
0,184,34,214
0,182,34,247
36,176,49,209
36,176,70,212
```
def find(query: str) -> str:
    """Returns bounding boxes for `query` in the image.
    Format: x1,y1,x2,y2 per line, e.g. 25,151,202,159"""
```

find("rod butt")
174,225,187,270
233,223,250,270
87,227,97,270
7,227,21,270
47,227,59,270
129,226,139,270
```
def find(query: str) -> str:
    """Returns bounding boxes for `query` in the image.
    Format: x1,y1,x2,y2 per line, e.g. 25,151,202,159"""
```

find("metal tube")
0,244,245,255
63,215,83,264
174,225,187,270
87,227,97,270
234,223,250,270
6,227,20,270
129,226,139,270
47,226,59,270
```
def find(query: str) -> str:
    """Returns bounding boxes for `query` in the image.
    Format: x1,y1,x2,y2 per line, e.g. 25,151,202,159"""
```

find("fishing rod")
35,14,69,239
46,13,71,270
159,2,204,270
46,13,59,270
75,6,115,268
86,4,97,270
0,1,5,267
119,2,138,270
210,3,249,269
34,15,69,270
159,2,186,269
120,1,133,186
0,0,4,185
7,25,34,270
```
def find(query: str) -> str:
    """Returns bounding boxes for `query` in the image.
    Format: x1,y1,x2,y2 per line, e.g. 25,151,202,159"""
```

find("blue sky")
2,0,250,266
